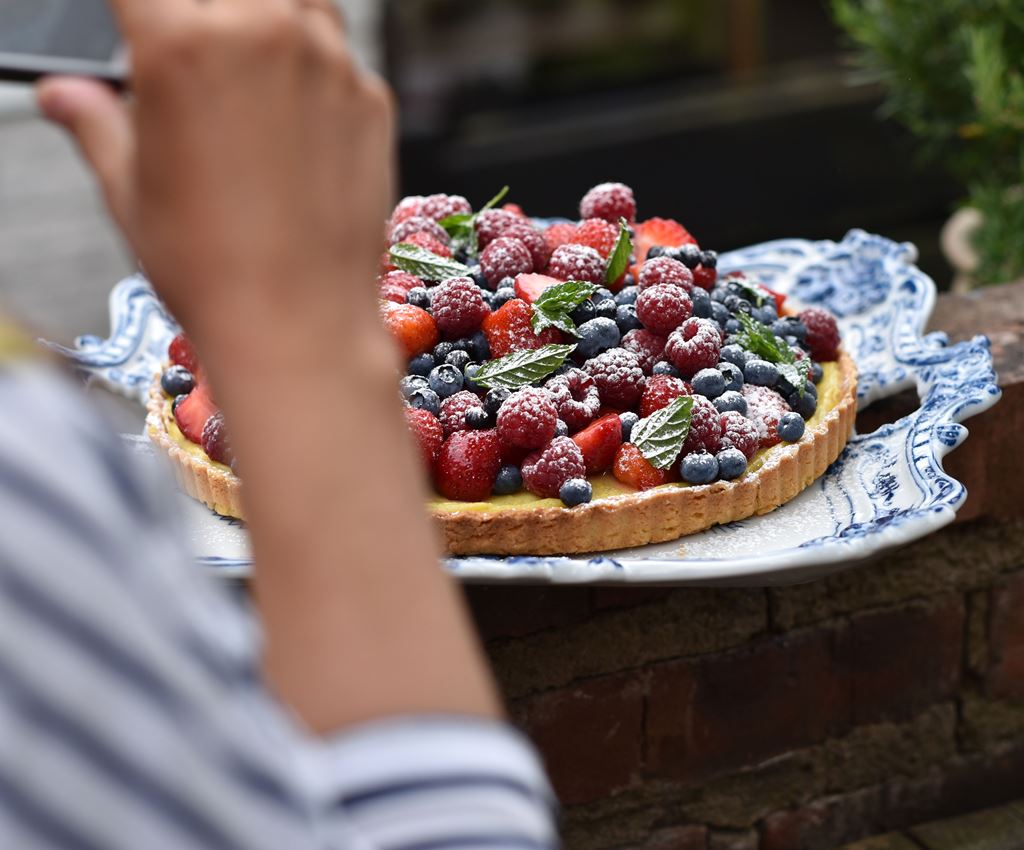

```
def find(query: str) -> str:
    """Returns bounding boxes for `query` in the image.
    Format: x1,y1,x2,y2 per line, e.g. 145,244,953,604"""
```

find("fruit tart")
146,182,857,557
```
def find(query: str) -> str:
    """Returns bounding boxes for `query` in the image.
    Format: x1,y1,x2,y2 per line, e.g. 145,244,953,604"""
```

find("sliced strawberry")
174,383,218,445
481,299,561,358
631,217,698,279
168,333,199,375
514,273,563,304
404,407,444,470
612,442,676,491
763,286,787,313
380,301,439,359
572,413,623,474
435,429,502,501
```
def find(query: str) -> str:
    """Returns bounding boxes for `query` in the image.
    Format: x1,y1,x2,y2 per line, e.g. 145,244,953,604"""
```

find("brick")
707,829,757,850
837,597,964,725
960,691,1024,750
967,589,991,676
590,586,672,613
512,671,644,806
647,628,848,784
837,833,920,850
638,825,708,850
987,571,1024,699
465,586,591,641
940,740,1024,815
488,587,766,699
561,785,674,850
910,803,1024,850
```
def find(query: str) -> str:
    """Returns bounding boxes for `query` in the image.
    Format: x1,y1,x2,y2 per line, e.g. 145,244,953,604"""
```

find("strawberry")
763,286,787,314
571,218,619,259
168,333,199,375
404,407,444,470
435,429,502,501
571,413,623,474
481,299,561,358
380,301,439,359
612,442,676,491
631,218,698,279
514,273,562,304
174,384,218,446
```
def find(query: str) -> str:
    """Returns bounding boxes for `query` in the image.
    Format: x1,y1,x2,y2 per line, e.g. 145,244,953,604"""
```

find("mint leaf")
736,312,809,394
437,186,510,258
605,218,633,286
471,344,577,391
389,243,469,281
438,212,474,237
733,278,768,307
631,395,694,470
479,185,510,213
530,280,598,337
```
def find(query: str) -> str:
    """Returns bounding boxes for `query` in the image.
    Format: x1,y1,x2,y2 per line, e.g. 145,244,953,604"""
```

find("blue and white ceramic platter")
51,230,1000,586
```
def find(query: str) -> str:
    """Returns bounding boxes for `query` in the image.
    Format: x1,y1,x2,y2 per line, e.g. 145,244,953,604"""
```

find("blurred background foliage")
833,0,1024,285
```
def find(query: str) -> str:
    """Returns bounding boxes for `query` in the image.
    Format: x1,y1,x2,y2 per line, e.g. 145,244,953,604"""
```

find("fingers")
36,77,135,230
104,0,192,39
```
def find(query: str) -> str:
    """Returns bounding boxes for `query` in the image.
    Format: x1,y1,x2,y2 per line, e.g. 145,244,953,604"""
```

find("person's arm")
38,0,499,733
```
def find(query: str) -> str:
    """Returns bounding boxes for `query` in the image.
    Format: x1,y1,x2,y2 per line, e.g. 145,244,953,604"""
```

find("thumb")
36,77,135,232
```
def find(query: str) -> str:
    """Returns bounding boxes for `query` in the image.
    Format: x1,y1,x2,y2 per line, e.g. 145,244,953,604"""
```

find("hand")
38,0,501,733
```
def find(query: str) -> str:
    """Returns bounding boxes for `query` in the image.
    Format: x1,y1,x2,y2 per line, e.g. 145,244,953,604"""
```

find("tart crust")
146,349,857,557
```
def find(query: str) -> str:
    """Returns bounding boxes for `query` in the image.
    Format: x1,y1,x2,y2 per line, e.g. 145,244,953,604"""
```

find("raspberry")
547,244,606,286
439,391,486,438
636,284,693,336
168,333,199,375
665,318,722,377
475,208,521,248
389,196,425,228
521,437,587,499
613,442,675,491
584,348,645,410
692,265,717,291
620,329,667,375
435,429,502,502
497,387,559,450
380,301,439,358
638,257,695,291
640,376,690,418
403,231,453,259
718,411,760,460
378,270,423,305
571,218,620,259
390,216,450,247
421,193,472,222
800,307,841,361
681,395,722,455
580,182,637,224
379,284,409,304
502,203,527,217
544,222,579,253
741,384,792,448
543,368,601,432
502,223,551,271
481,299,562,358
430,277,491,339
405,407,444,468
201,411,234,466
480,237,534,288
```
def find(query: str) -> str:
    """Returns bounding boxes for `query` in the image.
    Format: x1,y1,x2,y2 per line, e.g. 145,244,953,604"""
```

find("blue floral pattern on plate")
47,230,1001,586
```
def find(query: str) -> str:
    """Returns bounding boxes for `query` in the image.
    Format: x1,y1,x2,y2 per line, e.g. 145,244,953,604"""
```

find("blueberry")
570,298,596,325
724,318,741,334
713,390,748,415
778,411,806,442
484,387,511,416
493,464,523,496
400,374,429,400
172,393,189,412
680,451,719,484
559,477,593,507
811,361,824,383
408,387,441,416
463,362,485,394
788,390,818,420
724,295,751,315
470,268,488,290
775,370,799,398
432,341,456,362
614,285,640,306
444,349,471,372
428,364,464,399
576,318,621,359
718,361,744,392
492,288,517,309
615,303,642,334
677,244,702,269
699,250,718,269
554,419,569,438
465,407,491,430
720,344,750,369
498,276,516,291
752,306,776,325
594,286,615,303
711,285,730,303
711,301,731,326
407,287,431,310
652,361,681,377
620,411,639,442
594,298,617,320
772,317,806,341
744,359,779,386
770,319,791,338
691,368,726,400
467,331,491,362
450,338,472,352
161,365,195,397
716,448,748,480
690,287,712,319
646,246,666,259
621,273,636,288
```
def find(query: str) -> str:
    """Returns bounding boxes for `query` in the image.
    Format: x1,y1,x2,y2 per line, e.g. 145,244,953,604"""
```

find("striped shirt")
0,360,558,850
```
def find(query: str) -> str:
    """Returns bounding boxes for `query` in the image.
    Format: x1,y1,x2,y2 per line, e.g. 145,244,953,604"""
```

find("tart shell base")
434,350,858,556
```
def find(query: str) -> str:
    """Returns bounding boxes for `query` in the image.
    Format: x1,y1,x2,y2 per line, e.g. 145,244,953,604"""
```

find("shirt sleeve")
0,363,558,850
